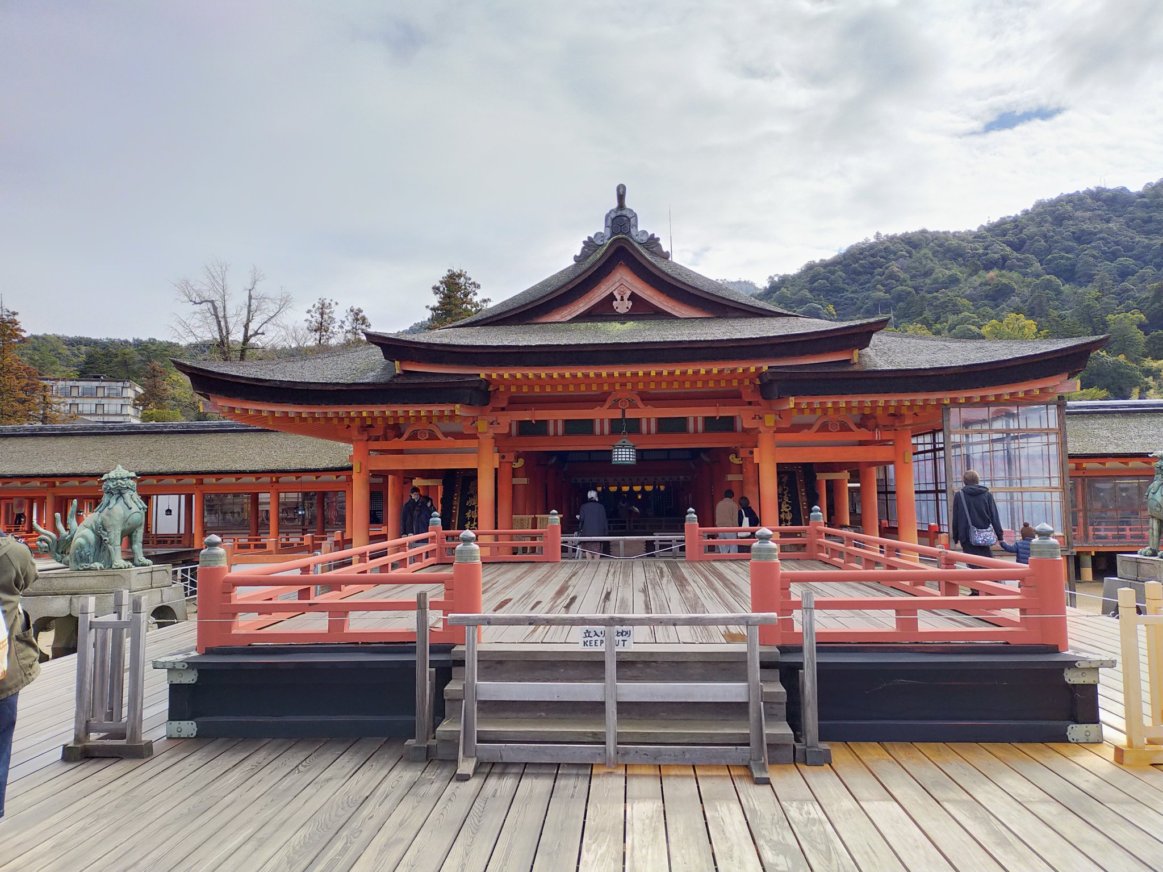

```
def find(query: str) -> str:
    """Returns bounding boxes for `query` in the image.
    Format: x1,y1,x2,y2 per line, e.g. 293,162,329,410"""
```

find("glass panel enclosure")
945,403,1069,541
1076,477,1149,545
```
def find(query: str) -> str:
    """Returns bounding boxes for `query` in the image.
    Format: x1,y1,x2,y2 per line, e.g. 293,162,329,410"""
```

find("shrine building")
173,186,1104,549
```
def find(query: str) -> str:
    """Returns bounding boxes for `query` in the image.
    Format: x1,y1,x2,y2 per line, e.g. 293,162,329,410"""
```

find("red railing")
195,511,1067,652
195,517,563,652
748,519,1068,650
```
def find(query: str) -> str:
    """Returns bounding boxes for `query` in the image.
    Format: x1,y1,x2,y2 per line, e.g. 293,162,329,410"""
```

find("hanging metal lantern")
611,405,637,465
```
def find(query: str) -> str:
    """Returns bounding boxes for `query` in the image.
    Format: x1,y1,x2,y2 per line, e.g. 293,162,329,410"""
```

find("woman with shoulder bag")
951,469,1005,573
1,529,41,818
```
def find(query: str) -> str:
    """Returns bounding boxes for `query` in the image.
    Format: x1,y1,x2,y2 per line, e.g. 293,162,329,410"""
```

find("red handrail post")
196,534,230,654
749,528,782,645
428,511,446,564
1026,524,1069,651
937,547,959,597
451,530,483,644
807,506,824,560
544,510,562,562
684,508,701,562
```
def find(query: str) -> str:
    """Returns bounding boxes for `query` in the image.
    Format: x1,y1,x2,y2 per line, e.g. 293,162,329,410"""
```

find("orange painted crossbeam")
784,594,1029,610
223,599,452,614
228,572,453,589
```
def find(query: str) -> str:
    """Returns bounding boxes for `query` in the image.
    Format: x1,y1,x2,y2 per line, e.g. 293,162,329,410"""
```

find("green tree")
1079,352,1148,399
0,305,49,424
1145,330,1163,360
1105,311,1147,361
305,298,338,346
136,360,174,411
427,269,490,328
981,312,1041,340
17,335,79,376
339,306,371,343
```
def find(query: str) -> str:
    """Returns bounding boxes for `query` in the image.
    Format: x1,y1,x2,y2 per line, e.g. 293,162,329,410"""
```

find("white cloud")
1,0,1161,338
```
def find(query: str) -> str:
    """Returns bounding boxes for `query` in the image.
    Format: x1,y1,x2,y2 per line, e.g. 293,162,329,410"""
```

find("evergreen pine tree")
427,269,490,328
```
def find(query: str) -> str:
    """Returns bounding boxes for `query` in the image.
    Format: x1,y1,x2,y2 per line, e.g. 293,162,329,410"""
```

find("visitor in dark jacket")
1001,522,1036,564
951,469,1004,559
738,496,760,528
577,490,608,560
402,487,424,536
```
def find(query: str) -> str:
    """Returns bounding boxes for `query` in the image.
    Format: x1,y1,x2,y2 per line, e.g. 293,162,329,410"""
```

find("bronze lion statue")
34,465,153,571
1139,452,1163,557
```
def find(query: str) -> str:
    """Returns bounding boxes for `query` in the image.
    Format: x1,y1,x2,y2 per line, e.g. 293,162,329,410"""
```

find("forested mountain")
760,180,1163,398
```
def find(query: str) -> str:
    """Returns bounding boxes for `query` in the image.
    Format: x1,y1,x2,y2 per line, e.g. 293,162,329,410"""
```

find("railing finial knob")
752,527,779,561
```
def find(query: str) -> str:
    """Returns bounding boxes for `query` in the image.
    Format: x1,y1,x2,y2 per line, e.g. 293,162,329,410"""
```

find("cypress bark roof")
0,422,351,478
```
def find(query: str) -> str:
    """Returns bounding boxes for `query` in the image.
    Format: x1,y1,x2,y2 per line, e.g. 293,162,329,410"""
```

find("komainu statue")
34,465,153,570
1138,452,1163,557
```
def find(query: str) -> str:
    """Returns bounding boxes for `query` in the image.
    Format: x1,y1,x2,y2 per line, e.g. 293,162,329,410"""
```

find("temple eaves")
575,183,670,262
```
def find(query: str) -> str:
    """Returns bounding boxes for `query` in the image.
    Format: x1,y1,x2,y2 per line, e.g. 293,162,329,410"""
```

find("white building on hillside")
43,377,143,423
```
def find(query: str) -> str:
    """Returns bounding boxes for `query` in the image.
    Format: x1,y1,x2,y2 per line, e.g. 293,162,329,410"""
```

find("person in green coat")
1,530,41,818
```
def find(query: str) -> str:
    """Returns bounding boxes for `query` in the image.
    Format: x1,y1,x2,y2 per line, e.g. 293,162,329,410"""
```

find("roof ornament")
575,183,671,263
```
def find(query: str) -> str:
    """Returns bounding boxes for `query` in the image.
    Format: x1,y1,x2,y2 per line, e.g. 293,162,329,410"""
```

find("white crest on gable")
612,285,633,314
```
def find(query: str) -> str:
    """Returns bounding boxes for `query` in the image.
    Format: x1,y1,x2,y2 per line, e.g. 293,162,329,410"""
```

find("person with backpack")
1,530,41,818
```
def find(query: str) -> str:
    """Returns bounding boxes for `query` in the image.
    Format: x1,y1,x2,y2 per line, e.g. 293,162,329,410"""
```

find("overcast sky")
3,0,1162,340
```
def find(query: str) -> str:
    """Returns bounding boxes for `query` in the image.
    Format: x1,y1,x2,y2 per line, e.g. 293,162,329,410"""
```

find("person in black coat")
951,469,1004,559
402,487,424,537
576,490,608,560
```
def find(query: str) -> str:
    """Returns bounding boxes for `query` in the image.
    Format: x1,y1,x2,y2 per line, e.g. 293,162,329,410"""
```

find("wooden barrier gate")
1115,582,1163,764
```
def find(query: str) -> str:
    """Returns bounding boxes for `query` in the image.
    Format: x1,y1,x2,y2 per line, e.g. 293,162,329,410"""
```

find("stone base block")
1115,554,1163,583
1103,576,1148,615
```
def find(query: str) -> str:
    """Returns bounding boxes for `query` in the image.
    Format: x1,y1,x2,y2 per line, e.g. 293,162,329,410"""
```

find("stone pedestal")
1101,554,1163,614
24,565,188,657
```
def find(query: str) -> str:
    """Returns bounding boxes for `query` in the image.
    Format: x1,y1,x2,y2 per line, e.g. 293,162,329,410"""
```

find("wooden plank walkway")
4,561,1162,871
261,559,997,643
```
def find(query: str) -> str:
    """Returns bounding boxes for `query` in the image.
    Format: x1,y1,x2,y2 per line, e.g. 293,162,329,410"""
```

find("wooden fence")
1114,582,1163,764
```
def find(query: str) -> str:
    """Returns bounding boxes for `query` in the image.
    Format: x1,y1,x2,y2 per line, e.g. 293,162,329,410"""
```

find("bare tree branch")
172,261,291,361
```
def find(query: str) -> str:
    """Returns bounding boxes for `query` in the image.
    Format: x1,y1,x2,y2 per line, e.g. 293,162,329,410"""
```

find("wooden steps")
434,644,796,765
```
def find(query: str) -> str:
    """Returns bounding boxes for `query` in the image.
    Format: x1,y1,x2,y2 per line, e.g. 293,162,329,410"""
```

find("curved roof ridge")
447,236,796,328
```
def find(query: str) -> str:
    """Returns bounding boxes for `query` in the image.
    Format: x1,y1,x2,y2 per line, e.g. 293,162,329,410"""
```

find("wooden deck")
5,561,1162,871
261,559,998,644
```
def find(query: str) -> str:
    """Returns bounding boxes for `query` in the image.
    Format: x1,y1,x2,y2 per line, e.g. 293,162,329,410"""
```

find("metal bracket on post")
1067,723,1103,743
794,590,832,765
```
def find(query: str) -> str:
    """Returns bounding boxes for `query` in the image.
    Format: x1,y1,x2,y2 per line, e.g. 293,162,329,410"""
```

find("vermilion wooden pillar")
742,450,759,509
477,432,496,531
352,441,371,547
386,473,402,538
892,430,918,545
45,488,57,531
860,464,878,536
192,488,205,548
249,493,260,537
497,453,514,530
816,477,829,523
315,492,326,536
184,493,195,546
757,429,779,528
268,489,280,541
832,476,851,527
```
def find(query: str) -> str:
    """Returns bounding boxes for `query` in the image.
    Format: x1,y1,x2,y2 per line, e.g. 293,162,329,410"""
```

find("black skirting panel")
166,644,455,739
775,645,1103,743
